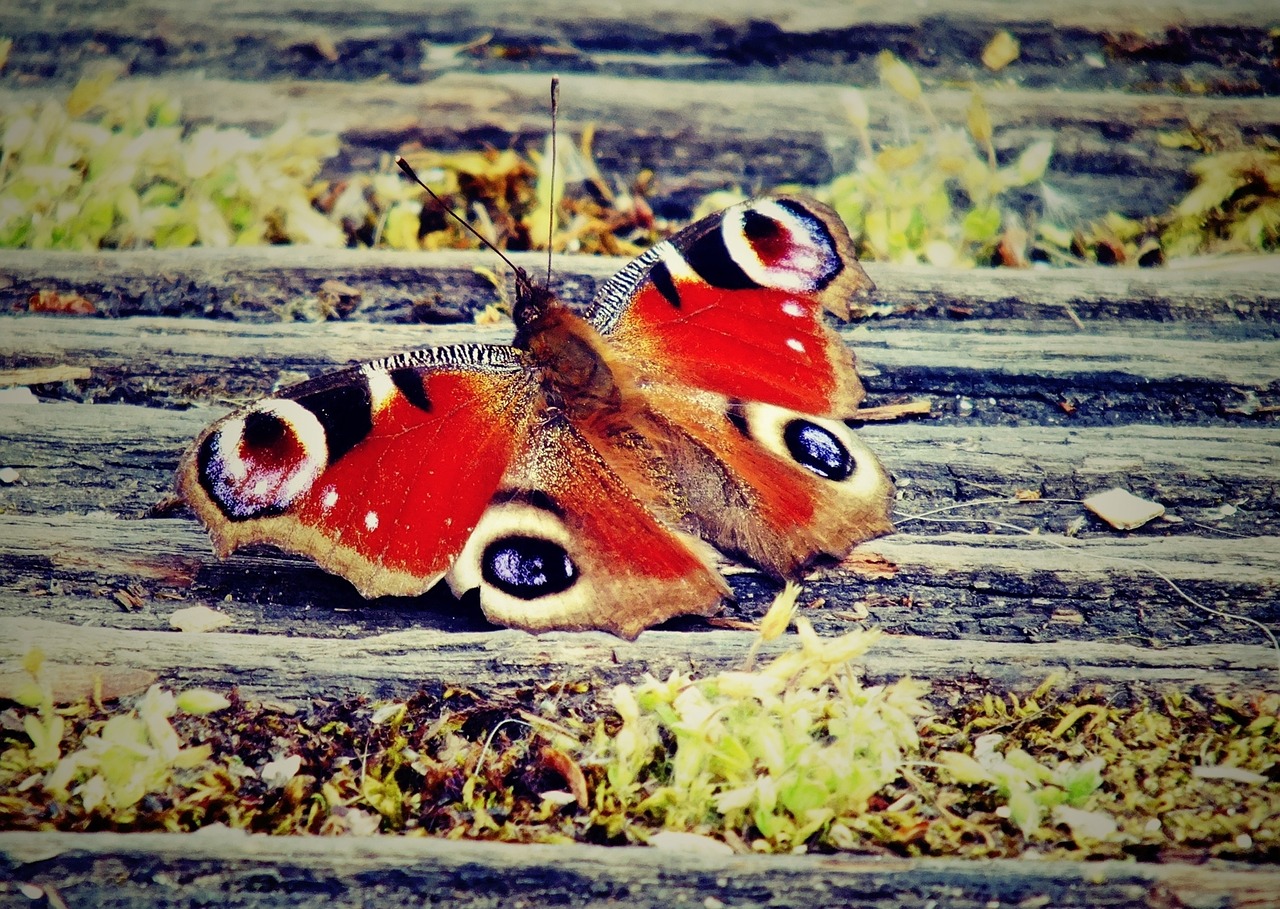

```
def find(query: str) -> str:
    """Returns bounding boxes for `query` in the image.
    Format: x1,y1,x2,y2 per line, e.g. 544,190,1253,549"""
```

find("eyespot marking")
481,535,578,600
721,199,843,293
741,207,788,265
197,399,327,521
784,420,854,481
492,488,564,517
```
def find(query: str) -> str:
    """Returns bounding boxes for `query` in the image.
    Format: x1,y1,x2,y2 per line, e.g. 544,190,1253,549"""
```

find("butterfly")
177,194,895,639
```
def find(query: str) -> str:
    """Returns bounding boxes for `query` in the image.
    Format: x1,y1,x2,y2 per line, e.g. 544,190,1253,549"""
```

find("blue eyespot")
784,420,854,481
482,535,578,599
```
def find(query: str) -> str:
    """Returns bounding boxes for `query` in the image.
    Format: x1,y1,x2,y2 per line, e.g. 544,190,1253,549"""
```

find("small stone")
0,467,19,484
1083,488,1165,530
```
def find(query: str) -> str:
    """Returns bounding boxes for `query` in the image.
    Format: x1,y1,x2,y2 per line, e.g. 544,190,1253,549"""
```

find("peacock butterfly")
177,191,895,638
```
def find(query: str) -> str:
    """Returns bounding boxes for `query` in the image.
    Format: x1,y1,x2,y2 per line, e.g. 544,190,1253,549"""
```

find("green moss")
1,636,1275,861
0,66,341,250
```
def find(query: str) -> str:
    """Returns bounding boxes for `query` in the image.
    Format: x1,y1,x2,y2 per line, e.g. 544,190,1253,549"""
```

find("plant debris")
0,66,342,250
1083,488,1167,531
1,635,1275,862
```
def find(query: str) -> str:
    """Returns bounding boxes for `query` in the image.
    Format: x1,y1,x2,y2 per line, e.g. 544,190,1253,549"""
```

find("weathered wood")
2,616,1274,702
5,247,1279,322
7,308,1279,386
3,831,1277,909
3,309,1278,426
5,400,1278,526
5,71,1276,215
3,512,1276,646
8,0,1277,35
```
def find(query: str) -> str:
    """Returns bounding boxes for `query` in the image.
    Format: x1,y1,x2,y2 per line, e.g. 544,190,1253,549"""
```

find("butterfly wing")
633,385,895,579
445,418,727,639
179,343,727,636
591,196,875,419
585,196,894,578
178,345,532,599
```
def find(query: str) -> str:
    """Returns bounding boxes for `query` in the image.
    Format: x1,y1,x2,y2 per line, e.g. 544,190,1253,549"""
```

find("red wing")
177,345,533,598
636,384,895,580
445,419,728,639
591,196,874,418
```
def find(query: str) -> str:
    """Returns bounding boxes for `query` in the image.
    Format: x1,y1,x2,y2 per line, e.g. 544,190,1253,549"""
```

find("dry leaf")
169,605,234,633
854,400,933,421
1083,488,1165,530
27,290,97,315
0,663,156,704
539,746,589,809
839,551,899,579
982,31,1021,71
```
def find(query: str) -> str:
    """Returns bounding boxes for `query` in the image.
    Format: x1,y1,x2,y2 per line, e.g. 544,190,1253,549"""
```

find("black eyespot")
242,409,286,448
783,420,854,481
742,208,783,242
482,535,577,600
197,432,289,521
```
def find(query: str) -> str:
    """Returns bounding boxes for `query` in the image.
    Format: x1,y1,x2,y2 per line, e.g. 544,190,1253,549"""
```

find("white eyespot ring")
734,401,882,497
719,199,839,293
448,500,595,629
205,398,328,516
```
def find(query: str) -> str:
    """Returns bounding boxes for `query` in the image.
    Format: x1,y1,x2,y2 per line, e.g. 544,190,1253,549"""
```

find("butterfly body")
178,196,894,638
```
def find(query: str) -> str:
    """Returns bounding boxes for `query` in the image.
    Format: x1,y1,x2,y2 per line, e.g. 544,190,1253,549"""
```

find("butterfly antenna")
394,155,526,281
546,75,560,287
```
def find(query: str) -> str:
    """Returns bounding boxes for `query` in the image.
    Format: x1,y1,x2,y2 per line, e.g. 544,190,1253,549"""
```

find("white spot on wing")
786,338,806,354
321,487,339,511
781,300,806,318
364,511,379,531
363,365,396,412
657,241,699,282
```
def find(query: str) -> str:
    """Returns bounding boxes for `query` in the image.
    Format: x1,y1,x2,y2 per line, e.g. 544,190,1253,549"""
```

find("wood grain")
3,831,1276,909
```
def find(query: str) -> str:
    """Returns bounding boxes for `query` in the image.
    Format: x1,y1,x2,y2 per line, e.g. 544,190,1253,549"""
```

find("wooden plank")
5,401,1278,526
3,830,1278,909
7,0,1277,34
2,616,1274,701
4,72,1278,215
7,308,1279,386
3,310,1277,428
7,73,1276,160
3,512,1276,645
5,247,1279,323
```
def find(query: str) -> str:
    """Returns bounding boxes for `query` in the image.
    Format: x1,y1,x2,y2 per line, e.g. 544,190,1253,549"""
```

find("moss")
1,636,1275,860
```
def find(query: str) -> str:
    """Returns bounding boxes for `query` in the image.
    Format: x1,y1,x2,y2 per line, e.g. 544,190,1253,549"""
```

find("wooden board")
4,831,1278,909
